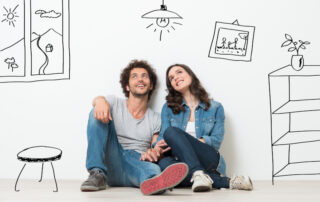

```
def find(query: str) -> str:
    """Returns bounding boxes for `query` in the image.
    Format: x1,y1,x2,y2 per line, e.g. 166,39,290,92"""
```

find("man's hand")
93,96,112,123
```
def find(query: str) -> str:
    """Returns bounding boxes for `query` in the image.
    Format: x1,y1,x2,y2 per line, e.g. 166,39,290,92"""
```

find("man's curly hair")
120,60,157,100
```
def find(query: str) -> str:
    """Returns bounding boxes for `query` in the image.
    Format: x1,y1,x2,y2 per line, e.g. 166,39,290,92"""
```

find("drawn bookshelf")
268,65,320,184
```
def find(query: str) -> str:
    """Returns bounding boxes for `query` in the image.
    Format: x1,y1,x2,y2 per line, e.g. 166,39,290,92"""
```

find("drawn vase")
291,55,304,71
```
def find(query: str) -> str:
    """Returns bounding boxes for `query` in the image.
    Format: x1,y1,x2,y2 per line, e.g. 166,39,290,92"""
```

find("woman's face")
168,66,192,94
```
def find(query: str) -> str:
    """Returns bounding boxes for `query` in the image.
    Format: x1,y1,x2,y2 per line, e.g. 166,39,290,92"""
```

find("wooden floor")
1,180,320,202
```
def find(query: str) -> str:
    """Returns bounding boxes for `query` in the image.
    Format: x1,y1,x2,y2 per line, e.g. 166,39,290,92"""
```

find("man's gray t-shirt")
106,95,161,154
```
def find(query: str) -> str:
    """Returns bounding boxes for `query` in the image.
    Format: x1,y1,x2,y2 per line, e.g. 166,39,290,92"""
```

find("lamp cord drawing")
14,146,62,192
142,0,183,41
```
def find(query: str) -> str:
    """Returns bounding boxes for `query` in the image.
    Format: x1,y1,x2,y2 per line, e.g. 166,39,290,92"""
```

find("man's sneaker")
229,175,253,191
140,163,188,195
190,170,213,192
80,169,107,191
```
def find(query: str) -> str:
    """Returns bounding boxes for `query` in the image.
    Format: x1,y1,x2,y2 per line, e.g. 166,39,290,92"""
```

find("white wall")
1,0,320,180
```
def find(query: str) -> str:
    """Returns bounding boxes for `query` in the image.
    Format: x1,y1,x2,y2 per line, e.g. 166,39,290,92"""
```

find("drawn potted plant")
281,34,310,71
4,57,19,72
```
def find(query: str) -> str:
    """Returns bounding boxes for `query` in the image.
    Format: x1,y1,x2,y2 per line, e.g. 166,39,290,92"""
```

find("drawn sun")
1,5,19,27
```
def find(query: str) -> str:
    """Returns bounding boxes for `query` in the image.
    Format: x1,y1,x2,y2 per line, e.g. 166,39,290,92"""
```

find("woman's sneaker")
140,163,188,195
229,175,253,191
190,170,213,192
80,169,107,191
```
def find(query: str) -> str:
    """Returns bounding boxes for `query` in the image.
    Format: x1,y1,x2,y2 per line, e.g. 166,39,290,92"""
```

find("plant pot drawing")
281,34,310,71
291,55,304,71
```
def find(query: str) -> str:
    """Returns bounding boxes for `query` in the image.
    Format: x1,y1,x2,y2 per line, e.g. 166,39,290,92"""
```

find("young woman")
153,64,253,192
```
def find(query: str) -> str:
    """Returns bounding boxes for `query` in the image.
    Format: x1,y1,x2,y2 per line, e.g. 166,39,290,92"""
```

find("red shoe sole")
140,163,188,195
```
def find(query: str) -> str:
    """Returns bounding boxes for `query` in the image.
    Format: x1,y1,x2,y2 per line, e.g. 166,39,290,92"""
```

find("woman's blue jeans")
86,109,161,187
158,127,230,189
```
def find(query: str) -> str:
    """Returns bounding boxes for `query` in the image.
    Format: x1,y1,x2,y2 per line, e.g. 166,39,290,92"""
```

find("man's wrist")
93,96,106,107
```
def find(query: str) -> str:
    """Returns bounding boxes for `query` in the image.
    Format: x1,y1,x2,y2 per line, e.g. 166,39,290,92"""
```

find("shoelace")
231,176,243,188
88,170,102,179
190,172,214,184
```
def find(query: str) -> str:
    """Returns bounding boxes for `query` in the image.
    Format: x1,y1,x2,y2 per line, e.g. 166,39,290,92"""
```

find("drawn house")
46,44,53,52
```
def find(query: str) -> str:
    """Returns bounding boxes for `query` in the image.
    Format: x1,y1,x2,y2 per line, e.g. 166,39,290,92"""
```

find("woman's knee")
163,127,184,142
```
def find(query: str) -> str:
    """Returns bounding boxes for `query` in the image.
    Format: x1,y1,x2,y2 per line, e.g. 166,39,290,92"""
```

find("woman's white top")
186,121,196,138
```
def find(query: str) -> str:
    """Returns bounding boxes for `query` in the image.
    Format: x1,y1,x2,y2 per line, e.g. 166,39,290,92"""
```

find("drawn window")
0,0,70,83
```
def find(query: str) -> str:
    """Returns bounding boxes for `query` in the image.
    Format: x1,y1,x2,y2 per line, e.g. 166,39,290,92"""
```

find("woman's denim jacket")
154,99,226,176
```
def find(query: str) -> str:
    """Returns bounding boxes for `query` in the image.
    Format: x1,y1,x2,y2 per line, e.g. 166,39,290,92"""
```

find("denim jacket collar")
182,98,206,109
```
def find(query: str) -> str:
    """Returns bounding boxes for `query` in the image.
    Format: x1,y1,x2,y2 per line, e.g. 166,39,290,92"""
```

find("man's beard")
132,91,149,98
129,86,150,98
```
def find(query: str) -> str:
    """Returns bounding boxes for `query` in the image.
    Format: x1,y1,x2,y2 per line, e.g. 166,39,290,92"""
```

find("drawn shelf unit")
268,65,320,184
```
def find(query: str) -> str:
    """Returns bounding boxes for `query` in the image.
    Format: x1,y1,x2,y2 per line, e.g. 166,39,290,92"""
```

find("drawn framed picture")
208,20,255,62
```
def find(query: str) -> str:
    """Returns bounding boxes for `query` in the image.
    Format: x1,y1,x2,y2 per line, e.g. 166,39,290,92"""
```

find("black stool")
15,146,62,192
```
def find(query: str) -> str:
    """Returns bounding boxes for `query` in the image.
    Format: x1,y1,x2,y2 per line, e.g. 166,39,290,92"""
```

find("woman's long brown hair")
166,64,211,114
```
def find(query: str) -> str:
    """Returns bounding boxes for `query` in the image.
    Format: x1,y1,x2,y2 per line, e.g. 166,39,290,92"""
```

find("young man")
81,60,188,195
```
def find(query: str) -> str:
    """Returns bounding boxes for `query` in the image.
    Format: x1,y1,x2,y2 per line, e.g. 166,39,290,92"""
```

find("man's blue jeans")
86,109,161,187
158,127,230,189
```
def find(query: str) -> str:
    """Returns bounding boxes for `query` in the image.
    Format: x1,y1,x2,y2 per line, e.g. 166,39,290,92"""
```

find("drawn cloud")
35,10,61,18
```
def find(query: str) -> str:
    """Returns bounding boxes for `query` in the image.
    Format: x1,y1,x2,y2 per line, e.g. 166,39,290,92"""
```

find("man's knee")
88,108,95,120
87,108,111,133
88,108,113,127
140,162,161,183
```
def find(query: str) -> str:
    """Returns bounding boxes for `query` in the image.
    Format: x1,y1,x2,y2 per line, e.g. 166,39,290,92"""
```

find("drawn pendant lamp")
142,0,182,41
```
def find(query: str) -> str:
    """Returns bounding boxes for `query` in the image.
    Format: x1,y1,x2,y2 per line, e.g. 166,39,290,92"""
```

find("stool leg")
39,163,44,182
50,162,58,192
14,163,26,192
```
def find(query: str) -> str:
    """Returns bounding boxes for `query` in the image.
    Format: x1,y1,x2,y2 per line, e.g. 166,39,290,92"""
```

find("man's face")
126,68,153,98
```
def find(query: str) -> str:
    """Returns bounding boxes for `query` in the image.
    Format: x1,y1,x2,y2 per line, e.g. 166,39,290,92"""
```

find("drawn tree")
4,57,19,72
239,33,248,50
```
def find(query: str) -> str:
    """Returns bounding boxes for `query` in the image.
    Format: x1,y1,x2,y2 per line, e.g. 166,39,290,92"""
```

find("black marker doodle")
46,44,53,52
1,4,19,27
269,64,320,184
281,34,310,71
31,28,62,75
4,57,19,72
208,20,255,62
0,0,70,83
142,0,182,41
0,0,25,78
35,9,61,18
15,146,62,192
31,0,66,76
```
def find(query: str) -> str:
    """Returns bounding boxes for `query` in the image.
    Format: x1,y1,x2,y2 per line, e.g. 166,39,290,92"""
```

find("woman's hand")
140,143,171,162
140,148,160,162
198,137,205,143
155,139,169,149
